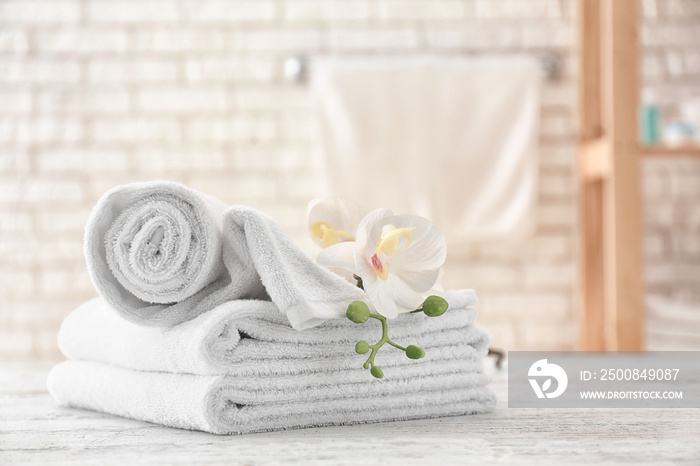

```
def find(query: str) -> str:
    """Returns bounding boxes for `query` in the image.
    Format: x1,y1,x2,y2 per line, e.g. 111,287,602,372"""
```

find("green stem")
363,345,378,369
362,313,410,368
363,313,388,368
386,340,407,351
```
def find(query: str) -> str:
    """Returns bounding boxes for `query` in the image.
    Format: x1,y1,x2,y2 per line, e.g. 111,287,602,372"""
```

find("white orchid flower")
317,208,447,319
307,197,366,248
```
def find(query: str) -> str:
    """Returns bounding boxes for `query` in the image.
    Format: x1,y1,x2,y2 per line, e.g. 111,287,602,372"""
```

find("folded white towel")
48,359,496,434
58,290,483,375
84,181,366,329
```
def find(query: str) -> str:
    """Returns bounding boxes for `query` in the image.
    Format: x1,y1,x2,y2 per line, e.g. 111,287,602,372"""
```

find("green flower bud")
355,340,370,354
405,345,425,360
421,295,449,317
346,301,370,323
370,366,384,379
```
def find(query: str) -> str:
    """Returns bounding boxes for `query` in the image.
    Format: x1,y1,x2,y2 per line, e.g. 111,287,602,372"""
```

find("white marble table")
1,364,699,465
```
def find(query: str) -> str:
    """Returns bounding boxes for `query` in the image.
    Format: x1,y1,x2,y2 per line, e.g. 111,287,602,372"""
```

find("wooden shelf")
640,145,700,157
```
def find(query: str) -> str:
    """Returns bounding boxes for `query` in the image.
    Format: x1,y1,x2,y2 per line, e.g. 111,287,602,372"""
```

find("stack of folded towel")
48,181,496,434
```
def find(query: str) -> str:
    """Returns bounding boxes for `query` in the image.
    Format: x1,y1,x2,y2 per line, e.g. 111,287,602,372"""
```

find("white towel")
50,289,495,434
58,290,484,375
64,181,497,435
48,360,496,434
310,56,541,244
84,181,366,330
49,294,495,434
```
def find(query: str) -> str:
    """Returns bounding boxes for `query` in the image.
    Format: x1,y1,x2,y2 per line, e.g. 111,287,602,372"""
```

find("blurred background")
1,0,699,363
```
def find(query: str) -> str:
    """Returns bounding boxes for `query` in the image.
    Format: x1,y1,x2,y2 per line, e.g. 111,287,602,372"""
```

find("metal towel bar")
284,52,561,83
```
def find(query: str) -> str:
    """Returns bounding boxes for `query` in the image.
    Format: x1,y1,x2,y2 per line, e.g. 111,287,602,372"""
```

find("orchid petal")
354,250,376,279
364,277,399,319
364,273,424,317
394,267,442,293
385,274,426,312
327,266,358,284
306,197,366,248
316,241,358,274
431,281,445,292
384,214,446,272
355,208,394,258
430,269,445,292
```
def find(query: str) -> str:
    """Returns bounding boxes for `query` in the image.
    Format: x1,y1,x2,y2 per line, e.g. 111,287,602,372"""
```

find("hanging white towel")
310,56,541,245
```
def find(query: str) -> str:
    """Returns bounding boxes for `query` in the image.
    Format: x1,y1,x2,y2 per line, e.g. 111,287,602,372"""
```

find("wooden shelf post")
578,0,607,351
578,0,645,351
601,0,644,350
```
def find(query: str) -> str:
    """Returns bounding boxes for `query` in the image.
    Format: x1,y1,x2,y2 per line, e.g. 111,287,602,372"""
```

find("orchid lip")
310,221,354,248
368,225,415,280
371,253,388,280
375,226,415,256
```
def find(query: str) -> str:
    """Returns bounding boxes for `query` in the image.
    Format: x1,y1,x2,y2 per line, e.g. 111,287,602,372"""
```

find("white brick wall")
640,0,700,349
0,59,81,83
284,1,371,21
0,0,576,361
87,1,180,23
0,1,81,23
643,159,700,300
2,0,695,362
88,59,179,83
180,0,276,23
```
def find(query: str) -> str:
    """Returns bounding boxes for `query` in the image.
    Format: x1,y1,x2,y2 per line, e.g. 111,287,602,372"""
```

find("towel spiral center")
105,194,209,304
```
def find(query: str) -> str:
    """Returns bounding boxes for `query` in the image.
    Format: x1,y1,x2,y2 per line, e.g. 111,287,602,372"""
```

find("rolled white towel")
58,290,485,376
84,181,366,329
84,181,244,326
48,359,496,435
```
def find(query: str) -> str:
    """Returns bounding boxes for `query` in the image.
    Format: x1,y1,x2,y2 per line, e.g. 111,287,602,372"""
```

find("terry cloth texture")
48,358,496,435
57,290,481,375
49,290,495,435
84,181,366,330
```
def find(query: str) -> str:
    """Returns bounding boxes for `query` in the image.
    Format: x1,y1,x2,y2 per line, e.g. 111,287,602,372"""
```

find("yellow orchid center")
371,225,415,280
310,222,354,248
